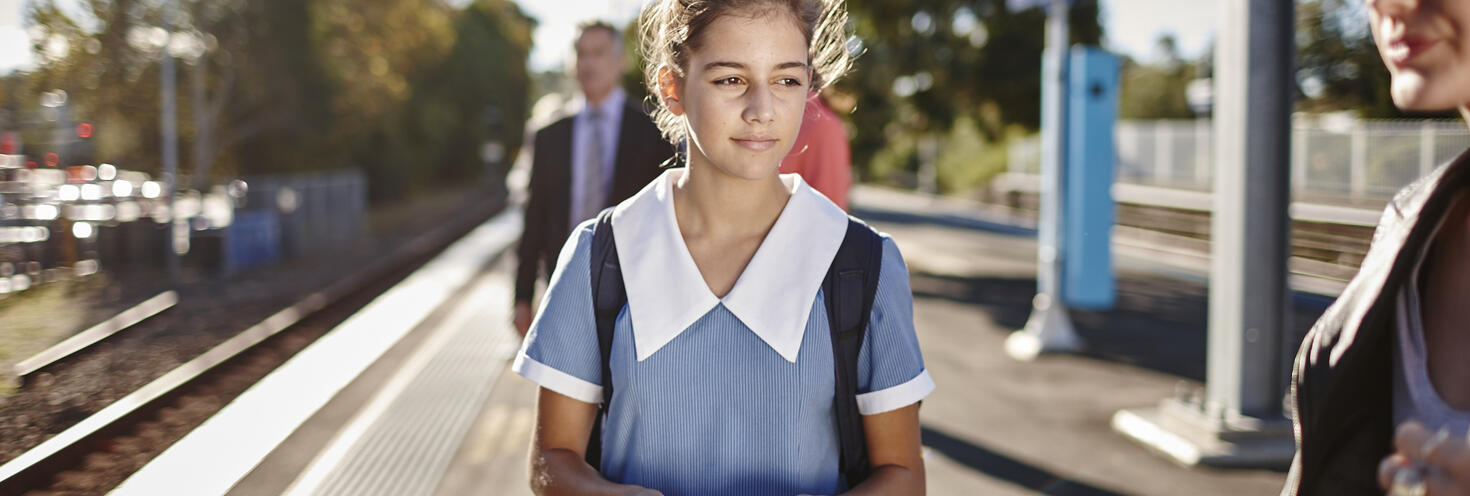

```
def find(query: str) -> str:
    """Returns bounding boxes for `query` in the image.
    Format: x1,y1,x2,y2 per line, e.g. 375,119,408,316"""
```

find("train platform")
110,186,1327,495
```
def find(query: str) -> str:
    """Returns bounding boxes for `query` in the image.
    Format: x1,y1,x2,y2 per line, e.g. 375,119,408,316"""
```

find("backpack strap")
824,217,884,489
585,207,625,471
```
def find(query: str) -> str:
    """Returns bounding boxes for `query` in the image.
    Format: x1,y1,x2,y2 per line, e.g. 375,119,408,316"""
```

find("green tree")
20,0,534,204
842,0,1102,184
1118,35,1197,120
1295,0,1396,117
354,0,534,201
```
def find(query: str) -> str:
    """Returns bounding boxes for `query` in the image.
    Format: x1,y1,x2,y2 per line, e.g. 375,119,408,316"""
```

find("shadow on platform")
853,207,1038,237
908,271,1332,384
920,425,1132,496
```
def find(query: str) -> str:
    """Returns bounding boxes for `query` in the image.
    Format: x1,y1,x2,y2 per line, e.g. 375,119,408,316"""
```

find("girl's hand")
1378,422,1470,496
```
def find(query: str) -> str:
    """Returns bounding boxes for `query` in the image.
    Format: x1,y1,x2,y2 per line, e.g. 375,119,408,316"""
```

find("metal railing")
1007,117,1470,203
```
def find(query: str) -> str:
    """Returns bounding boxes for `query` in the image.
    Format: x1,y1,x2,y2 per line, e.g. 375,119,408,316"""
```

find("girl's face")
1367,0,1470,111
670,7,810,181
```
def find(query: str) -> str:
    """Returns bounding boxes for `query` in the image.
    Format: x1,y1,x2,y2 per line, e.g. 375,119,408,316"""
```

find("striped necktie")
580,108,607,224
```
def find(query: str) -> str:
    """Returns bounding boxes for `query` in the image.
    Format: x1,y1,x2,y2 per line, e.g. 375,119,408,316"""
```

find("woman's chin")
1391,72,1469,113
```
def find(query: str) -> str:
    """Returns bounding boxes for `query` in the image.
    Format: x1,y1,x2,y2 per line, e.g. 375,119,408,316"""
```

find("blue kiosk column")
1062,47,1118,310
1006,0,1119,360
1006,0,1080,360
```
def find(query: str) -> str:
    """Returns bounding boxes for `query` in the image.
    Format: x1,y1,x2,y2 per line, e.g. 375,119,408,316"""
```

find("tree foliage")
1294,0,1397,117
840,0,1102,181
14,0,534,204
1118,35,1198,120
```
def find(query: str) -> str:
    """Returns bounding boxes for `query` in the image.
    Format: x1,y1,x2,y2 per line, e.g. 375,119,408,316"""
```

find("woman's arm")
529,388,662,496
843,403,925,495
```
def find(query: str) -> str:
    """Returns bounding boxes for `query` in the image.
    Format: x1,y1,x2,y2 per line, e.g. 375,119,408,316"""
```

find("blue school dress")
513,169,933,496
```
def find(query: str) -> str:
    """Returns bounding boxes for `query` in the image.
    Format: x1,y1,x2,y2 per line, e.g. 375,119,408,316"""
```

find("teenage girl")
512,1,932,495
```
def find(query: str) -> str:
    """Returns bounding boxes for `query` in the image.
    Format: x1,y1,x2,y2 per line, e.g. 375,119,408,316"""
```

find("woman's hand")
1378,422,1470,496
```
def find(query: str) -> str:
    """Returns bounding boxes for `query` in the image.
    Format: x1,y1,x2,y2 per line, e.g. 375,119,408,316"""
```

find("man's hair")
575,20,624,54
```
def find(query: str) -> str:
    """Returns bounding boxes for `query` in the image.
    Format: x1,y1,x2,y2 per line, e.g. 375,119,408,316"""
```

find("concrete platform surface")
233,187,1322,495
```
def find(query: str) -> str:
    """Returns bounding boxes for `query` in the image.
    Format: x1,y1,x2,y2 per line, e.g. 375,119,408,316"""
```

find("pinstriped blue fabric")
513,221,604,400
858,236,929,405
514,221,932,496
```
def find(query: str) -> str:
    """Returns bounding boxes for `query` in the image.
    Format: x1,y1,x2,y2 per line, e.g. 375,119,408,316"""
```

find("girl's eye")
777,78,804,87
713,77,743,86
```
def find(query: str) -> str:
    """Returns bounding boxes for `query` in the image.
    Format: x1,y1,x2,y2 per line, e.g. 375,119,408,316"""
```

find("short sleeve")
512,220,604,404
855,236,935,415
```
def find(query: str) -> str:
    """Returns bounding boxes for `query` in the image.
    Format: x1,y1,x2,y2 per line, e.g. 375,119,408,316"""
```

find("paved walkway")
435,188,1321,495
236,186,1327,495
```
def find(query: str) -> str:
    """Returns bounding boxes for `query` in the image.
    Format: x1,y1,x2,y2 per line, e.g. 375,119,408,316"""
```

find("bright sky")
0,0,30,73
514,0,646,72
1100,0,1217,64
519,0,1220,70
0,0,1219,75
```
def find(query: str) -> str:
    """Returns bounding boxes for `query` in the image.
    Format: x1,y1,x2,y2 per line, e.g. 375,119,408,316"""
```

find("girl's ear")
657,65,686,116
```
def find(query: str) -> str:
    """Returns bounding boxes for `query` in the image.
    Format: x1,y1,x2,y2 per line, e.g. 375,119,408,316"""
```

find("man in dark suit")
514,21,671,336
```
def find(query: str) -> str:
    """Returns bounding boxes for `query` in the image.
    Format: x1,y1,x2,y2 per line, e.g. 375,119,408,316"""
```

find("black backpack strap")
824,217,884,489
585,207,625,471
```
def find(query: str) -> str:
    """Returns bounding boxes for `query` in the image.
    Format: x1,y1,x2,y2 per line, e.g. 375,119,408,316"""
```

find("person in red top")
781,95,852,211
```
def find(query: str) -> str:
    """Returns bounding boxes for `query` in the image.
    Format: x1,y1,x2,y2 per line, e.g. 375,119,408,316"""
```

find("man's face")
575,28,625,102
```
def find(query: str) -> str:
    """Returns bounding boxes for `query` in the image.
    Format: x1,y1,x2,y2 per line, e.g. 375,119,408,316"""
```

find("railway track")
1000,187,1376,287
0,198,502,495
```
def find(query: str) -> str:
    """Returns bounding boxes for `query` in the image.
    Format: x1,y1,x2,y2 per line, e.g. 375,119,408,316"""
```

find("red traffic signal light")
77,122,94,139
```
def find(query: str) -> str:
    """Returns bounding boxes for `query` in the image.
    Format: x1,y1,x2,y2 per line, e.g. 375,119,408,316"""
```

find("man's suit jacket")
515,103,672,304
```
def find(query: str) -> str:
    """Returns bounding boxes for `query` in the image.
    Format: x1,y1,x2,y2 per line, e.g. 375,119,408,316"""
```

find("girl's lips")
732,138,778,152
1385,35,1441,66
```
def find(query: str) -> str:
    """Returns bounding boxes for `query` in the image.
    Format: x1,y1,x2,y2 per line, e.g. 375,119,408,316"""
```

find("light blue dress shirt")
569,88,626,226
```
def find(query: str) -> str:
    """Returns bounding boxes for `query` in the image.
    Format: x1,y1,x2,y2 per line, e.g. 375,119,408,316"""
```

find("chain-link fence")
1007,118,1470,203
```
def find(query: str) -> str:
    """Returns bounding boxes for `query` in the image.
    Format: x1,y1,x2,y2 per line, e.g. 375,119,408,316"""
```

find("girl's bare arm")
529,388,662,496
843,403,926,495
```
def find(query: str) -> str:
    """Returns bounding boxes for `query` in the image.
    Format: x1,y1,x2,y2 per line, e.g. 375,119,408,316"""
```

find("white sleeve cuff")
856,369,935,415
512,353,604,404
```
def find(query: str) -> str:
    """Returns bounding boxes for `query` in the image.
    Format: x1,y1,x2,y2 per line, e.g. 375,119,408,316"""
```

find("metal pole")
1197,118,1212,188
1006,0,1083,360
1293,123,1308,192
1350,124,1368,198
1112,0,1297,467
191,50,211,191
1207,0,1294,422
161,27,181,283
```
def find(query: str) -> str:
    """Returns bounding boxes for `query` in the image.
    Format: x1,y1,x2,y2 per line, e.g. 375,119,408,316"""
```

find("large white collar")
611,169,849,363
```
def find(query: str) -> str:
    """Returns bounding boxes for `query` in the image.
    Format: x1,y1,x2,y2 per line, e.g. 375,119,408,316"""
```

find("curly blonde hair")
638,0,853,146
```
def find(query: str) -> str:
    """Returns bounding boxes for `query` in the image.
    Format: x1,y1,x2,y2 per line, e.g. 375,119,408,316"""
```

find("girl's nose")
742,86,776,124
